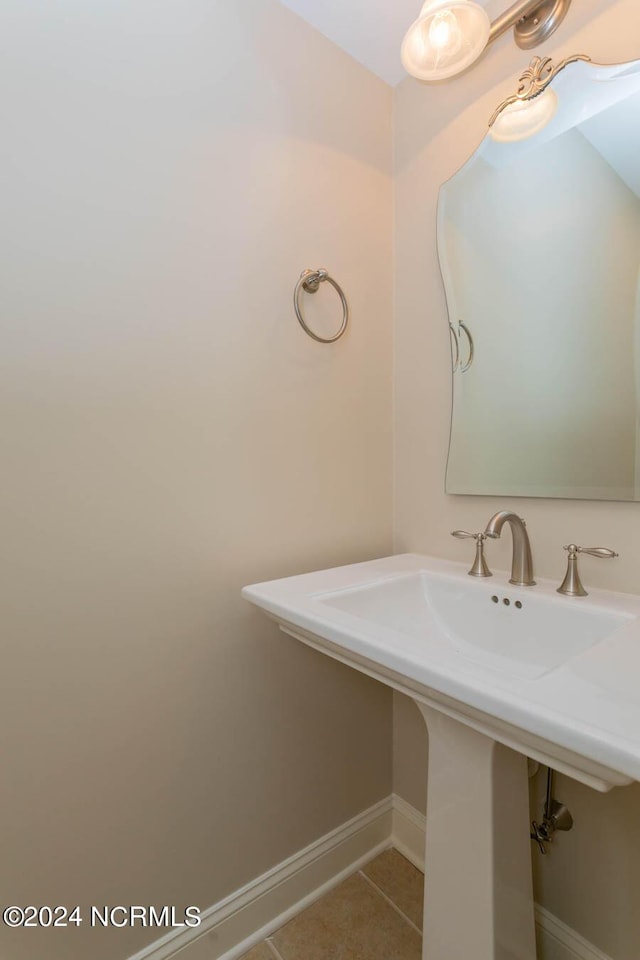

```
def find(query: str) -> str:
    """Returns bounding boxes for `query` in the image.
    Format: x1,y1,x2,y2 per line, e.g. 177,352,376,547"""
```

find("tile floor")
240,848,423,960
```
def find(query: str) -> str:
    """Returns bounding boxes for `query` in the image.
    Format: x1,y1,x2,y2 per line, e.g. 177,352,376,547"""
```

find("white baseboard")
534,906,613,960
128,793,613,960
126,796,392,960
390,793,425,872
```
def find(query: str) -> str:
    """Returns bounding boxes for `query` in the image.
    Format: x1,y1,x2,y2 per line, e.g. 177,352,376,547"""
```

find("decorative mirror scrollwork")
488,54,590,127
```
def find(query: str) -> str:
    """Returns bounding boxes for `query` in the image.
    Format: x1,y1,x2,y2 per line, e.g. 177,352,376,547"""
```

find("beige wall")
393,1,640,956
0,3,393,958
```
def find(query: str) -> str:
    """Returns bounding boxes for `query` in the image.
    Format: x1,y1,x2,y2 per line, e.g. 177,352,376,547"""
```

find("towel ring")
459,321,474,372
294,268,349,343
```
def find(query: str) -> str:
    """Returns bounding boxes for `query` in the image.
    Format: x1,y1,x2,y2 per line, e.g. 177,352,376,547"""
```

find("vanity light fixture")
401,0,572,81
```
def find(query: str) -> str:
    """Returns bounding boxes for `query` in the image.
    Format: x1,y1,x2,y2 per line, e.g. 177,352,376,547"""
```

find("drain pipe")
531,767,574,854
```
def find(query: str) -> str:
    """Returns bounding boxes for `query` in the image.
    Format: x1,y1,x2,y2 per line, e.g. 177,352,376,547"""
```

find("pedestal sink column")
416,704,537,960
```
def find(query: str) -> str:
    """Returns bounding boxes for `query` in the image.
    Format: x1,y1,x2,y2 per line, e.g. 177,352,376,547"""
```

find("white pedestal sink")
243,554,640,960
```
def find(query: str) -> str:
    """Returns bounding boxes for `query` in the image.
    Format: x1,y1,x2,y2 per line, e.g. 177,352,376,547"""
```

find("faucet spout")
484,511,536,586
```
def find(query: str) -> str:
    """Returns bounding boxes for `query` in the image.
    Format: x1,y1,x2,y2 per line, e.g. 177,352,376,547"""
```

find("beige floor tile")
239,942,275,960
362,848,424,930
272,872,422,960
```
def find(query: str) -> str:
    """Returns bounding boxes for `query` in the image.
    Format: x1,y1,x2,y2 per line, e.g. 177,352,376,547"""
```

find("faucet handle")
572,546,619,560
451,531,492,578
557,544,618,597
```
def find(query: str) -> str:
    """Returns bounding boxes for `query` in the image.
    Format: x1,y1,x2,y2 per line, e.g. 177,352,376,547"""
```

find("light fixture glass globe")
401,0,491,81
490,88,558,142
429,10,463,54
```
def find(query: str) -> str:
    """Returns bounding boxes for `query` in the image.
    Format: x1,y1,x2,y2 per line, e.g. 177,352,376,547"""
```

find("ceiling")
278,0,493,86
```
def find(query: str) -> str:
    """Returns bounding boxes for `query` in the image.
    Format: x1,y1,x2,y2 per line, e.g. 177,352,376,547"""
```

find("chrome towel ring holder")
294,268,349,343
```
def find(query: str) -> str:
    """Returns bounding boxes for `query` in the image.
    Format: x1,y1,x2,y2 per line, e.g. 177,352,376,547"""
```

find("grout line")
358,870,423,937
265,938,288,960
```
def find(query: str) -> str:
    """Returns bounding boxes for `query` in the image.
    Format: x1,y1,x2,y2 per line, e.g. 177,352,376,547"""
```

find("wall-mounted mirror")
441,55,640,500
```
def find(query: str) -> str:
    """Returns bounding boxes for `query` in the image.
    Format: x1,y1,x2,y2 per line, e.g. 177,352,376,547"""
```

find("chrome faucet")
484,511,535,586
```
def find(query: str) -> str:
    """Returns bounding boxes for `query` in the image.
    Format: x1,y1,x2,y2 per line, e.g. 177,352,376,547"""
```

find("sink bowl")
318,570,632,681
243,553,640,791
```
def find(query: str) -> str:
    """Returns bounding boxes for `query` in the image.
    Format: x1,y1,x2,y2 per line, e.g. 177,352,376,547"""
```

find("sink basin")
243,553,640,790
318,570,632,681
243,553,640,960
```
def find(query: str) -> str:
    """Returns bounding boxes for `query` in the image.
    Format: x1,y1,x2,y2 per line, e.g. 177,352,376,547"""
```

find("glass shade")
490,88,558,141
401,0,491,81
